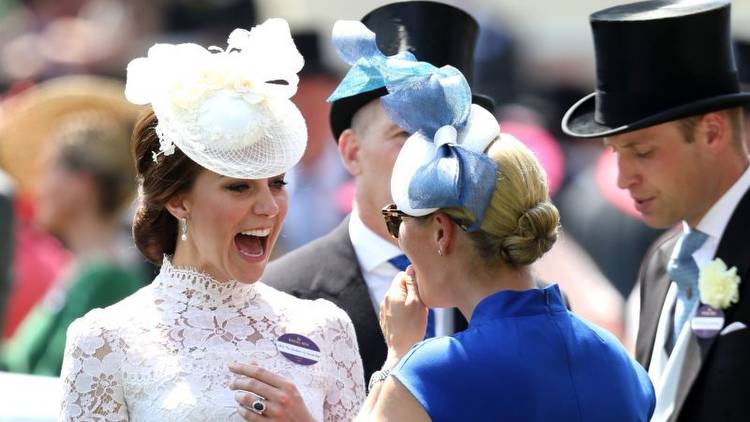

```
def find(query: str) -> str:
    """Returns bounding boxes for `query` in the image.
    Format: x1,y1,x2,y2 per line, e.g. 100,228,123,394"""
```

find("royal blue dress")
392,284,655,422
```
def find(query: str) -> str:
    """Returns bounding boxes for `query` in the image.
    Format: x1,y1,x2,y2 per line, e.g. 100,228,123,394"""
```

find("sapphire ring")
248,392,267,415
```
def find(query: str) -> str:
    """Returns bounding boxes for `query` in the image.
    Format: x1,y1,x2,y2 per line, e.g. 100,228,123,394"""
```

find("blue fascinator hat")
328,20,501,231
328,1,494,141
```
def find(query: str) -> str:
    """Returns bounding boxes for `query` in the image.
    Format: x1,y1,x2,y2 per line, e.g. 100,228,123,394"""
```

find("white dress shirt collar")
683,164,750,263
694,164,750,242
348,210,456,335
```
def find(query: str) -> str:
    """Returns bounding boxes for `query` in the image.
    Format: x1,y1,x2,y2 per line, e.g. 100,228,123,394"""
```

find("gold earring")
180,217,188,241
438,249,443,256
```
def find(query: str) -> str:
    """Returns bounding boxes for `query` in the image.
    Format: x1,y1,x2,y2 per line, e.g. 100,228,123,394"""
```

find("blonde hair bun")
500,201,559,266
445,133,560,267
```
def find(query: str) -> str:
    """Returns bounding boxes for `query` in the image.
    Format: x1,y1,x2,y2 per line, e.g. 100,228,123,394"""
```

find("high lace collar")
153,256,258,307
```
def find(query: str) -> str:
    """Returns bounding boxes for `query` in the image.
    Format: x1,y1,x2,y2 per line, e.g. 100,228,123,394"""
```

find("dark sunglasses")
381,203,469,239
381,203,409,239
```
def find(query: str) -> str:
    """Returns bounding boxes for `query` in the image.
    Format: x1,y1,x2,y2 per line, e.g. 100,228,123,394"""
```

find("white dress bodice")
59,259,365,421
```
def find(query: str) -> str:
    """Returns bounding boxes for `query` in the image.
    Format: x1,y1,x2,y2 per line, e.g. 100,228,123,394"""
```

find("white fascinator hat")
124,18,307,179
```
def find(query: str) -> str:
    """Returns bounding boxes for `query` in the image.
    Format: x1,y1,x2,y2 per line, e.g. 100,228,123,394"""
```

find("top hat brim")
330,88,495,141
562,91,750,139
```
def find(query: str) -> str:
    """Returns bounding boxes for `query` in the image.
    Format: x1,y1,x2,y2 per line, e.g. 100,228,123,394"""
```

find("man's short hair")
676,107,745,153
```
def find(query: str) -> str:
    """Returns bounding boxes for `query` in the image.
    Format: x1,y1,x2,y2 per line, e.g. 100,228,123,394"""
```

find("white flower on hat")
125,18,307,179
699,258,741,310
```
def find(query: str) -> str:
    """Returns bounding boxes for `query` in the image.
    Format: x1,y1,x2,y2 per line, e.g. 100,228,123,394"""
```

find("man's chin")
640,213,679,230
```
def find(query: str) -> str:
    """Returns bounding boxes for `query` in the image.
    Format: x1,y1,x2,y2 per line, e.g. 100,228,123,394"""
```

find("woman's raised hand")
379,266,428,367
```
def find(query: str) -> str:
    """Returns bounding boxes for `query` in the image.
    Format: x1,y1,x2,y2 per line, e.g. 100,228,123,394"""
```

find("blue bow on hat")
328,20,500,231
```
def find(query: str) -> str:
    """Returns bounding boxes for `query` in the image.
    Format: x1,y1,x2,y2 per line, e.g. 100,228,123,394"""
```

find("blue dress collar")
470,284,565,325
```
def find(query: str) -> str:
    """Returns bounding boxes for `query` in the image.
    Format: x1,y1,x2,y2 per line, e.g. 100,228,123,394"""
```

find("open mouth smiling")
234,228,272,260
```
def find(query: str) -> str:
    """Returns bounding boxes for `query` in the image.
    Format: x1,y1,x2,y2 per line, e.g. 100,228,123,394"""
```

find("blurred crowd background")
2,0,750,373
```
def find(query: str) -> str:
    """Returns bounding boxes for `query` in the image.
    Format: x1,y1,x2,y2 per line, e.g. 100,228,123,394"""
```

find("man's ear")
338,128,363,176
698,112,729,151
165,193,189,220
432,212,457,256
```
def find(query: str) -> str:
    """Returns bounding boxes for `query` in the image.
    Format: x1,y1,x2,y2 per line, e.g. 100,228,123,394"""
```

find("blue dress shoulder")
391,284,655,422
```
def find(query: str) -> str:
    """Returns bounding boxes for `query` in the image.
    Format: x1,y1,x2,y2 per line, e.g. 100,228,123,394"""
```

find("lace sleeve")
320,302,366,422
59,311,129,421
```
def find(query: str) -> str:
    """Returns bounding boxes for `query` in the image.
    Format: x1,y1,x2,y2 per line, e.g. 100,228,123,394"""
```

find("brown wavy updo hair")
131,110,202,265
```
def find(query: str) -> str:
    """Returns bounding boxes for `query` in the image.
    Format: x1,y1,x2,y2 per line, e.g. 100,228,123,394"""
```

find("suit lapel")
289,217,386,378
672,186,750,418
294,218,365,297
638,268,672,368
316,221,382,351
636,231,679,368
294,218,378,326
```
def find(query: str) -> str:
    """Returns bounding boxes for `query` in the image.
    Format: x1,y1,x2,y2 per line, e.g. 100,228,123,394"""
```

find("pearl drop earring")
180,217,188,241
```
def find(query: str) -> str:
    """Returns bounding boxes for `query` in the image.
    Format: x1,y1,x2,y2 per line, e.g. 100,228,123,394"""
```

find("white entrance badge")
691,305,725,339
276,333,321,365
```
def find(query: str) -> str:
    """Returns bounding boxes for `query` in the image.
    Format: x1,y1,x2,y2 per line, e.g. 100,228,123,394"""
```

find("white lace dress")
59,259,365,421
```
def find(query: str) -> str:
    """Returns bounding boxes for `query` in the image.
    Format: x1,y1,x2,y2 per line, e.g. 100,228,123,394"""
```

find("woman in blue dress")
332,20,656,422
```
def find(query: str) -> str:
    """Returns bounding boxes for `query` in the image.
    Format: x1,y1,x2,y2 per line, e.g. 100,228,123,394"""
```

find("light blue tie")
667,229,708,350
388,255,436,338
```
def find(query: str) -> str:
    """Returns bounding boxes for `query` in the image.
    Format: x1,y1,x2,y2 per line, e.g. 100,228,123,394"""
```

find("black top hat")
329,1,495,140
735,39,750,86
562,0,750,139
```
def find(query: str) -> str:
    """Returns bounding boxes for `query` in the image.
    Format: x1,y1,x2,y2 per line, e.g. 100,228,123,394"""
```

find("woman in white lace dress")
59,19,365,421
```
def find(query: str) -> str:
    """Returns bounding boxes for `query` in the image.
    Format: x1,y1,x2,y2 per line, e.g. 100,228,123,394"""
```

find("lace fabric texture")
59,258,365,421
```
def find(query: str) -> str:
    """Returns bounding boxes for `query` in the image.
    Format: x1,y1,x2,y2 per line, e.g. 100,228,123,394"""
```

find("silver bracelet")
368,368,392,392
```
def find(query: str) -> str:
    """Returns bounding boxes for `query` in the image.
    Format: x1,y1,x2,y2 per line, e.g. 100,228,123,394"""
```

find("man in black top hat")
263,1,492,385
563,1,750,421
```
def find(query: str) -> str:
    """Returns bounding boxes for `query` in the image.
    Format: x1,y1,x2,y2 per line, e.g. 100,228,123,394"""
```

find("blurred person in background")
500,111,629,341
0,0,161,86
0,76,145,376
0,169,14,337
0,190,71,340
275,31,351,254
563,2,750,420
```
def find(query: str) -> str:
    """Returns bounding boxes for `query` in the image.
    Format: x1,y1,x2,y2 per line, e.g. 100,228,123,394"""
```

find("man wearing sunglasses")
263,1,493,384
